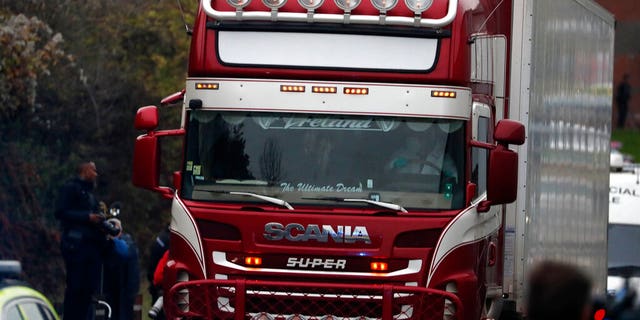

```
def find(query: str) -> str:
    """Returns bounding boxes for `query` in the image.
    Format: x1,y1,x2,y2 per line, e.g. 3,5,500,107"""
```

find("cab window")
471,101,491,200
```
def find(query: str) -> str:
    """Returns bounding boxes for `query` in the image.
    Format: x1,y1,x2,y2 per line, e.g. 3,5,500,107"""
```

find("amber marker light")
312,86,337,93
195,82,220,90
280,85,306,92
344,87,369,95
245,256,263,266
370,261,388,272
431,90,457,98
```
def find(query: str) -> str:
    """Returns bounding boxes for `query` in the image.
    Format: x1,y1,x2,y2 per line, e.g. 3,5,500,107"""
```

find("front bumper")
165,279,463,320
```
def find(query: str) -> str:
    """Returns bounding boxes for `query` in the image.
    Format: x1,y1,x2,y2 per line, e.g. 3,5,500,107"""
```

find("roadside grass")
140,278,152,318
612,129,640,162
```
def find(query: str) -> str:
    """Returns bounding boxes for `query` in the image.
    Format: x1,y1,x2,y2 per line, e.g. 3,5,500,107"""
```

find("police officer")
55,161,107,319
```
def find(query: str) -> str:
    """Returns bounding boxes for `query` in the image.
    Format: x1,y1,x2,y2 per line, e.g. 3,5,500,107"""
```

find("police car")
0,261,59,320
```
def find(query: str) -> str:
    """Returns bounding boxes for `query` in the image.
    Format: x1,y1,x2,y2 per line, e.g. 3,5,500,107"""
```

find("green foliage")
0,13,71,296
0,14,67,123
0,0,194,306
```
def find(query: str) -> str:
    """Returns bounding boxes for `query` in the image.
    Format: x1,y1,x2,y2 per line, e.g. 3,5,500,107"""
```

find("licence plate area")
166,279,463,320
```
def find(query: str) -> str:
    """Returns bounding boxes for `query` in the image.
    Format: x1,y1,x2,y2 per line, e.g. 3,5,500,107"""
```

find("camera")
148,296,163,318
100,219,121,237
97,201,122,237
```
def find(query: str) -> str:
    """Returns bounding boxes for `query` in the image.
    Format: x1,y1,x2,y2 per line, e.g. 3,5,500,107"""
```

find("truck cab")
132,0,529,319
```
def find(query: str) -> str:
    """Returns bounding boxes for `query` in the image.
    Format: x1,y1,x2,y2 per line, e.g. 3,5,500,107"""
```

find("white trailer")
504,0,614,313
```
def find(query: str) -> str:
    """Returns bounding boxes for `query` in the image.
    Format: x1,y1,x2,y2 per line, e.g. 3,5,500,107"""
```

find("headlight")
404,0,432,14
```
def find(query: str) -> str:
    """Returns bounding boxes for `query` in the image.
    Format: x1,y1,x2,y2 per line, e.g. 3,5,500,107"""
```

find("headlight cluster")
226,0,434,15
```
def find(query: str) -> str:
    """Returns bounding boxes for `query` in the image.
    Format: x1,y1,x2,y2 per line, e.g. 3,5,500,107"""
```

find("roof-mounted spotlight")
298,0,324,10
404,0,432,14
227,0,251,9
371,0,397,12
335,0,361,12
263,0,287,9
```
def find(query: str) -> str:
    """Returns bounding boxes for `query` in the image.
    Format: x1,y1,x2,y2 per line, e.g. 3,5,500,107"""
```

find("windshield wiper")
207,190,294,210
215,179,269,185
230,192,294,210
304,197,408,213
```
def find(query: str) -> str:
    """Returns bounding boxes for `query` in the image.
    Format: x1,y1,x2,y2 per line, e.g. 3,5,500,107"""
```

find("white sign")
609,170,640,226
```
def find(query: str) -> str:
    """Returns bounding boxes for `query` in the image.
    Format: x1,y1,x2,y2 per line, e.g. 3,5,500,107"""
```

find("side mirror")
133,134,159,190
494,119,525,146
477,119,525,212
134,105,159,131
486,145,519,205
132,106,185,199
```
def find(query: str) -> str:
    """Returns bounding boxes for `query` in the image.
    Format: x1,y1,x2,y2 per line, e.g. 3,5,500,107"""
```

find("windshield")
181,111,465,210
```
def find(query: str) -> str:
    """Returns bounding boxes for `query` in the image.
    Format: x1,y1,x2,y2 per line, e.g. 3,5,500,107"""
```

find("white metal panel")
170,196,207,277
504,0,533,306
427,202,502,287
219,31,439,71
507,0,614,310
185,78,472,119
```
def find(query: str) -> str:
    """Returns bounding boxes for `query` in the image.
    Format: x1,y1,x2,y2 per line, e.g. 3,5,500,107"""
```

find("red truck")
132,0,614,318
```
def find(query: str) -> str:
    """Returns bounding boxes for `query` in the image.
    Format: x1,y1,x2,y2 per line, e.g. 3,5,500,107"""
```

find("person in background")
102,213,140,320
616,73,631,129
55,161,106,319
148,249,170,319
147,225,170,318
526,260,592,320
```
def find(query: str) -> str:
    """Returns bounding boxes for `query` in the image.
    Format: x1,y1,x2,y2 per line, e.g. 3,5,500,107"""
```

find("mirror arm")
154,186,175,199
469,140,496,150
153,128,186,137
477,200,491,212
160,89,186,106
